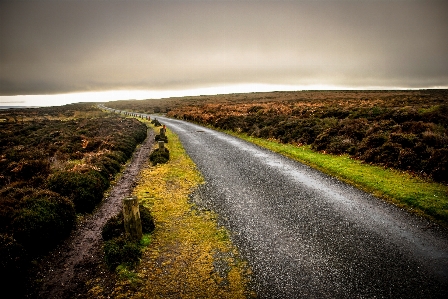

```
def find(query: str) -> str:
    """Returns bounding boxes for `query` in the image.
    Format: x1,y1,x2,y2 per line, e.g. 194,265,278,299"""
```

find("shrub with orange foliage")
166,90,448,183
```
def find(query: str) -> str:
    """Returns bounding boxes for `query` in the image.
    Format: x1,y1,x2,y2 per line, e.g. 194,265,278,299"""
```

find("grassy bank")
227,131,448,226
108,122,253,298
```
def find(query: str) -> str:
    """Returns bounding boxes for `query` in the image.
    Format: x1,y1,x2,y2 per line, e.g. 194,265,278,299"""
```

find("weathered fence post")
122,196,142,240
160,126,166,138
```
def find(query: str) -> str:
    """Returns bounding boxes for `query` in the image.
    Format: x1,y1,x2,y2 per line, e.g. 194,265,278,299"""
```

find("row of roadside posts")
100,105,151,120
122,111,151,121
100,105,165,240
159,125,166,151
122,121,167,240
99,105,151,120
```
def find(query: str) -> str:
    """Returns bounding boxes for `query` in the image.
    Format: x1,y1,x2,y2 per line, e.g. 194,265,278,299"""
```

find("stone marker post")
122,196,142,240
158,140,165,151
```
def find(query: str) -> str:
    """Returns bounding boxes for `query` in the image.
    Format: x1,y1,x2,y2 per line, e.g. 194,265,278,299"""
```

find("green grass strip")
226,131,448,226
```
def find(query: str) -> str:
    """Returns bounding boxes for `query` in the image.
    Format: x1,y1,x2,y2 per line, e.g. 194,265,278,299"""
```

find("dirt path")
26,127,154,299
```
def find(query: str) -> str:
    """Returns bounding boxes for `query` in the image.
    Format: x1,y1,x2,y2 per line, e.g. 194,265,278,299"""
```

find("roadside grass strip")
230,132,448,226
112,123,253,298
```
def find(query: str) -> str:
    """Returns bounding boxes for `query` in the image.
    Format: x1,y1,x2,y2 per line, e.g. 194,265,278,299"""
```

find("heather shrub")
133,128,148,144
337,118,369,141
47,170,109,213
113,140,137,159
104,236,128,269
390,108,420,123
7,159,50,182
140,204,155,234
326,136,355,155
425,148,448,183
247,105,263,113
102,213,124,241
377,142,402,168
0,233,28,290
421,130,447,148
361,133,388,148
389,133,417,148
398,148,419,170
258,126,274,138
0,188,75,253
312,130,333,151
151,118,162,126
215,116,245,131
359,148,382,164
91,156,122,179
105,151,127,164
401,121,433,134
120,241,143,267
149,148,170,165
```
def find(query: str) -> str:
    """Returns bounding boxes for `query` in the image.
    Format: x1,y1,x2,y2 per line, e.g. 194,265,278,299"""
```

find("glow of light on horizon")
0,84,312,107
0,83,441,108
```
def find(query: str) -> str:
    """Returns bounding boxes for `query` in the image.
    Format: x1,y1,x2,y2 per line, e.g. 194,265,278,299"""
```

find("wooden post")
122,196,142,240
160,126,166,138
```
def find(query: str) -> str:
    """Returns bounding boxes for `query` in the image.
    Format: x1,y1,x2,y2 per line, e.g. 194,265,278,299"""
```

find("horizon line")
1,84,447,107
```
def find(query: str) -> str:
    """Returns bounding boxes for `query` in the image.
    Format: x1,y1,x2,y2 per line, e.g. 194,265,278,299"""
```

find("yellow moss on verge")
111,125,254,298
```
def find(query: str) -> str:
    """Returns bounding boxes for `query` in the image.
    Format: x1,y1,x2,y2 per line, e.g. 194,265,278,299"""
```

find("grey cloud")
1,0,447,96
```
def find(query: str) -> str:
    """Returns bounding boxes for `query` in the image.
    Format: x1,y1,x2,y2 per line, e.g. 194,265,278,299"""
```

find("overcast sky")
1,0,447,103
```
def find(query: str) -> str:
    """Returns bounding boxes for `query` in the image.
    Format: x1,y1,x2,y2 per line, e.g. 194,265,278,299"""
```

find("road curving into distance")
103,107,448,298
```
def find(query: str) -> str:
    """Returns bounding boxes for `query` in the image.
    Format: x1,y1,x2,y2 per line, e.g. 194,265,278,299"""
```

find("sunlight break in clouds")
0,84,304,107
0,83,422,108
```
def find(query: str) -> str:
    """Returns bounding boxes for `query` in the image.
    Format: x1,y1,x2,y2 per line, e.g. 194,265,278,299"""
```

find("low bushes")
151,118,162,127
0,188,75,255
11,190,75,252
47,170,109,213
0,233,28,290
0,105,149,286
167,91,448,183
102,204,155,269
149,148,170,165
139,204,156,233
104,236,142,269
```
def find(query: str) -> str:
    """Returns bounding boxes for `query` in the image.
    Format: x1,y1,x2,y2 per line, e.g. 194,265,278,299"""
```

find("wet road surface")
154,116,448,298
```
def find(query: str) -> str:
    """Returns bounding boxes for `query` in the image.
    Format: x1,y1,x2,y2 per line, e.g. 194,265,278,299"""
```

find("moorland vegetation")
163,90,447,184
0,104,147,289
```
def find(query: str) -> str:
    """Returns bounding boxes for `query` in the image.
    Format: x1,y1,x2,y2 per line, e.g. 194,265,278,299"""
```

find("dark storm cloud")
1,0,447,96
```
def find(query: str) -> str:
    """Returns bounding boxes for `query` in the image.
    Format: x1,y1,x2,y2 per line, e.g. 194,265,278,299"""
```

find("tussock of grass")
234,132,448,226
111,123,253,298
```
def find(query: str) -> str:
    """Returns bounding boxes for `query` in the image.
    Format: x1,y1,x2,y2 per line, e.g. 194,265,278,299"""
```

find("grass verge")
226,131,448,226
110,122,254,298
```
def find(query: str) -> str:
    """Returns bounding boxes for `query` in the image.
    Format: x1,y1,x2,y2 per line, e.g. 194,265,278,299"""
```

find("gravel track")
154,116,448,299
27,128,155,299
